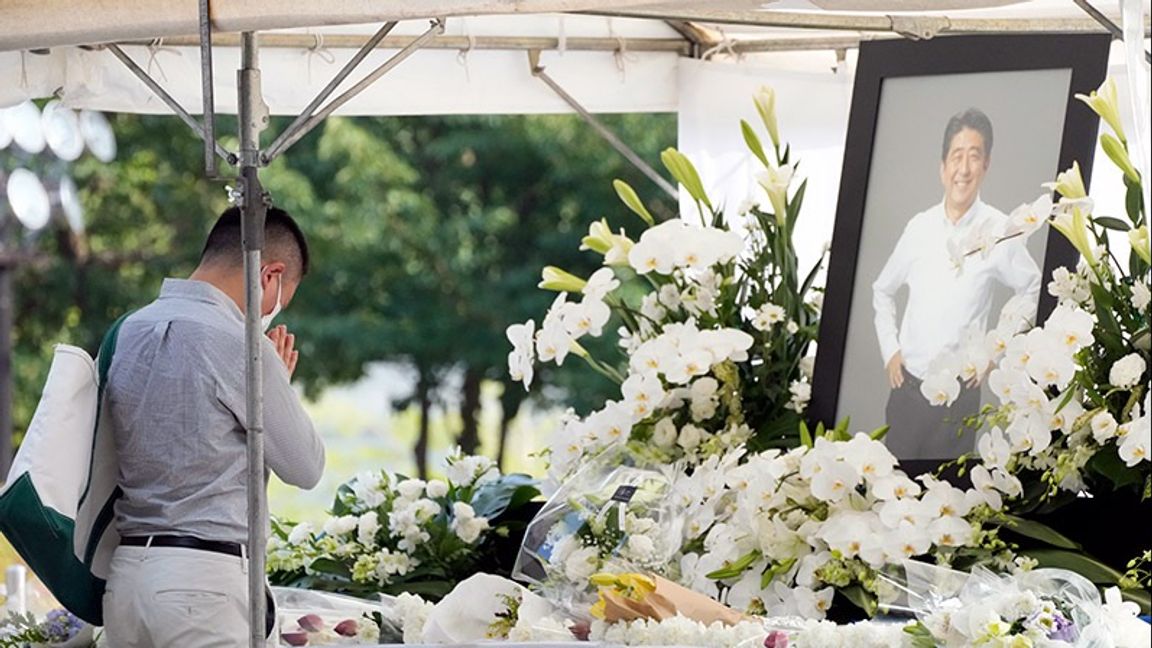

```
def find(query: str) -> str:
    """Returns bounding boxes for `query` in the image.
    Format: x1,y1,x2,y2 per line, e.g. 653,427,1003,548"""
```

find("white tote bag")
0,316,126,625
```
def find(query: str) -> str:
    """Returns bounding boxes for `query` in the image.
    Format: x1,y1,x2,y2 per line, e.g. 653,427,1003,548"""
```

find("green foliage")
9,111,677,454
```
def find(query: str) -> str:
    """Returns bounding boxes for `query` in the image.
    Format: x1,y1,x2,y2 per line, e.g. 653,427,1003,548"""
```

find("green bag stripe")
82,486,123,567
77,313,131,509
0,473,105,626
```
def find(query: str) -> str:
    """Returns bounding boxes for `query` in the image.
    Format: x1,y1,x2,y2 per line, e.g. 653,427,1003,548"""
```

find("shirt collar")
159,278,244,323
938,197,984,228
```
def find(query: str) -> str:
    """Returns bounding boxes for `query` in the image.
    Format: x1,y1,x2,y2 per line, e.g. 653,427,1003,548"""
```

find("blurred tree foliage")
9,111,676,474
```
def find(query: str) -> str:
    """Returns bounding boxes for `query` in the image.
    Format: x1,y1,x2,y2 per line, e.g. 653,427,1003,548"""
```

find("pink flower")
297,614,324,632
280,631,309,646
764,630,789,648
334,619,359,637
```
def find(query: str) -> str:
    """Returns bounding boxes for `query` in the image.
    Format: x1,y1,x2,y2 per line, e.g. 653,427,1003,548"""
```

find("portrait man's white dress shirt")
872,197,1042,380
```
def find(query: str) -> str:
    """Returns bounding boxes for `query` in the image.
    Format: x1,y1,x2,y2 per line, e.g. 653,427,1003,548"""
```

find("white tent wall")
675,53,854,275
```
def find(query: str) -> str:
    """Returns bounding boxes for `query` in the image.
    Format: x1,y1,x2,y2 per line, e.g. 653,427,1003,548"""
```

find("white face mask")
261,273,284,331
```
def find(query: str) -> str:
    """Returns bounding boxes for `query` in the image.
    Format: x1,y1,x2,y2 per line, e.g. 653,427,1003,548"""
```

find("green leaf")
741,120,769,168
1022,548,1124,584
1094,216,1131,231
613,179,655,226
798,420,814,449
785,178,808,231
1085,446,1144,490
760,558,797,589
706,549,762,580
1001,514,1082,550
308,557,353,578
660,148,712,209
1122,588,1151,615
471,473,540,519
839,584,879,617
1122,176,1143,226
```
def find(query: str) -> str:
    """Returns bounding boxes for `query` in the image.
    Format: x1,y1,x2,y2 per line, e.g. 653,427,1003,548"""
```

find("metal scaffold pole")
238,30,271,648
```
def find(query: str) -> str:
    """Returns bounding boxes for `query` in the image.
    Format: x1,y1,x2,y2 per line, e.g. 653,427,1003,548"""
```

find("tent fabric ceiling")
0,0,1142,53
0,2,1145,114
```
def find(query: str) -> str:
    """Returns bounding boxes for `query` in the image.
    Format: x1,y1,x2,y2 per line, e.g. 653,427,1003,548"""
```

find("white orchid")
505,319,536,389
560,297,611,338
582,267,621,301
1005,194,1053,238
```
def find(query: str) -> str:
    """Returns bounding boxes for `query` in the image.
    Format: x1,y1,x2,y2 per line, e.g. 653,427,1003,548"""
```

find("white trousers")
102,545,276,648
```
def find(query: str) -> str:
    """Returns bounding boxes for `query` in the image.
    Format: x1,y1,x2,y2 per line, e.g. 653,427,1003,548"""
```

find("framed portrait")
810,34,1111,469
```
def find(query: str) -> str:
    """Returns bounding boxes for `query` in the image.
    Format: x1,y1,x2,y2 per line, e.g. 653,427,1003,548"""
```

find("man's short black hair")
200,206,310,277
941,108,993,161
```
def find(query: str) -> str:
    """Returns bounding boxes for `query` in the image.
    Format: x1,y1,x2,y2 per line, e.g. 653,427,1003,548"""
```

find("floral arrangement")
514,459,688,608
666,428,1021,619
507,85,823,482
919,77,1150,597
895,563,1150,648
0,610,93,648
267,450,539,600
279,613,378,646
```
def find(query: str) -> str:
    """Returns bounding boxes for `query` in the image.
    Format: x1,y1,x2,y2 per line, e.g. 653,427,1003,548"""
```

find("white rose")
396,478,426,500
1109,353,1147,388
323,515,359,537
1091,412,1119,444
652,417,677,448
425,480,449,498
1133,281,1151,311
564,546,599,581
678,423,704,450
357,512,381,547
287,522,314,546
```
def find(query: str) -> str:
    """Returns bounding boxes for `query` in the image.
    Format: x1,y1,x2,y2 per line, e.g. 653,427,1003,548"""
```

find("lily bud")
538,266,587,293
753,86,781,149
1100,133,1141,184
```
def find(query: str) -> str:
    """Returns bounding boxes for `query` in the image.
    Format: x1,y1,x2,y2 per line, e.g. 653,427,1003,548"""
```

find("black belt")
121,535,244,558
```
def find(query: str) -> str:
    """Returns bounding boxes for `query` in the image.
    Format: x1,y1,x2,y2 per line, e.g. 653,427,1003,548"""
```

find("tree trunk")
414,368,433,480
457,365,483,456
497,377,525,471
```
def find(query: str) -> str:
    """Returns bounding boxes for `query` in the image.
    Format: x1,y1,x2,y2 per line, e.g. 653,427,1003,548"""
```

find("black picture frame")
810,33,1112,472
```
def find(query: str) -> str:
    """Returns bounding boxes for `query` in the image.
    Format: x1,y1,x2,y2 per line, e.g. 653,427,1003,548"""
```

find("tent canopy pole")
238,30,270,648
529,49,678,200
263,18,445,163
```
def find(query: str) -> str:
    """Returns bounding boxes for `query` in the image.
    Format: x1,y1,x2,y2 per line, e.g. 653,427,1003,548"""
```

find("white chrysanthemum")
287,522,315,546
357,512,380,547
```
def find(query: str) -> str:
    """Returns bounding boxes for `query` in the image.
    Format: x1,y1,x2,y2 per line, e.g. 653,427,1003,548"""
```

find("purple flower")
1048,614,1078,643
42,609,83,641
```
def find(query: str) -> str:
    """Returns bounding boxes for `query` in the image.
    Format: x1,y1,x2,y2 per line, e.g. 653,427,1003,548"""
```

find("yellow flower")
1045,162,1088,200
538,266,586,292
1050,205,1098,267
1076,77,1125,141
1131,225,1151,264
753,86,781,149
